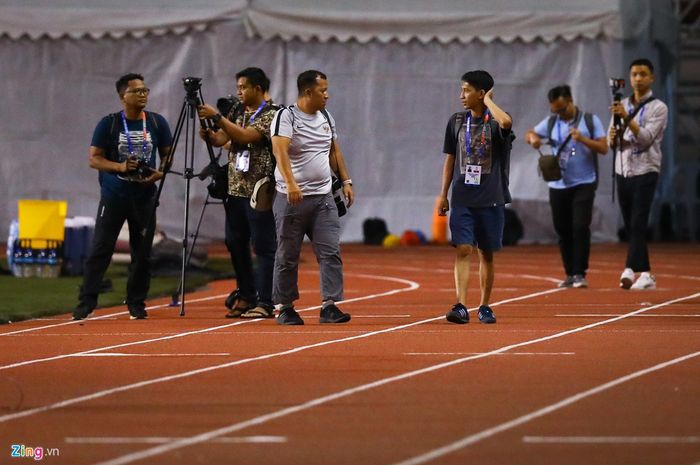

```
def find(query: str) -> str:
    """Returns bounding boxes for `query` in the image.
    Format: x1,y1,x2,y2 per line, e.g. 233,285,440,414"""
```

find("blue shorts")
449,205,504,252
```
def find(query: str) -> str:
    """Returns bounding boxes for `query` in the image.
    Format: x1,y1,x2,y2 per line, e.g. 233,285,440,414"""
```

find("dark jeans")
79,195,156,310
224,195,276,307
549,182,596,277
616,172,658,272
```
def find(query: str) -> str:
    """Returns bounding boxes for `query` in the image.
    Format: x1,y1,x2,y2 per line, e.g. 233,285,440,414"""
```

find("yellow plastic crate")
18,199,68,249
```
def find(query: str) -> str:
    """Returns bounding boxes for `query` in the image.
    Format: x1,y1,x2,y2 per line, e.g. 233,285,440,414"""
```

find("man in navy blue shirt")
73,73,172,321
438,70,513,325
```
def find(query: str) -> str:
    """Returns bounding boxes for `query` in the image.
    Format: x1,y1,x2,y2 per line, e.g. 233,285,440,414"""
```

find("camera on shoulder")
331,175,347,217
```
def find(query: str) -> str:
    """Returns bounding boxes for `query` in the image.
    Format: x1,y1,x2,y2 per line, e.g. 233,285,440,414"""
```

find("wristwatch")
212,113,223,124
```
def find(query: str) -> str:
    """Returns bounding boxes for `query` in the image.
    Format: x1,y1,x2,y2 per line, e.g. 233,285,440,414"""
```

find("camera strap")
552,109,582,159
623,96,656,130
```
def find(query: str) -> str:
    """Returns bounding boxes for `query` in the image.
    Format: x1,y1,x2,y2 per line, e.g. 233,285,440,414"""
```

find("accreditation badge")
235,150,250,172
464,164,481,186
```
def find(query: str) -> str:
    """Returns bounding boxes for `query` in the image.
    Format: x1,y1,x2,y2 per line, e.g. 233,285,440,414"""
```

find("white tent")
0,0,677,243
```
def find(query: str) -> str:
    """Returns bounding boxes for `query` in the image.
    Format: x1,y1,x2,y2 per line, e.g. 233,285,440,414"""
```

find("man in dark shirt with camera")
73,73,172,321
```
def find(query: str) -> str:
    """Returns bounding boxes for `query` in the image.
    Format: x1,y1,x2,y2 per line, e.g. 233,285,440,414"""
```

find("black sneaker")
277,307,304,326
446,303,469,324
73,305,94,321
558,276,574,288
477,305,496,324
129,307,148,320
319,304,351,324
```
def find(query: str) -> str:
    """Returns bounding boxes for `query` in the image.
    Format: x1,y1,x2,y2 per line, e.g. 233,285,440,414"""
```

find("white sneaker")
619,268,635,290
631,272,656,290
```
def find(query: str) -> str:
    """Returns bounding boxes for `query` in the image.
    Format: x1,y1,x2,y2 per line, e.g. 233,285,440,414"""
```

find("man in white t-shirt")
270,70,355,325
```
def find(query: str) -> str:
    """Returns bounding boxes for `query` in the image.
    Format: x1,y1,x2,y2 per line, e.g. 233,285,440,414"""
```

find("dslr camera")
129,156,153,179
331,175,347,217
609,77,626,130
609,77,625,94
216,95,242,119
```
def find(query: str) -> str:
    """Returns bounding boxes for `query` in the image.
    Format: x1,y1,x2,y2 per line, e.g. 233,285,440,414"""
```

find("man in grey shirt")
270,70,355,325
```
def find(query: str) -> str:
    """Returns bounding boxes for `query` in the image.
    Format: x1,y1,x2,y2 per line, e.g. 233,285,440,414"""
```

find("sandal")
240,305,275,319
225,307,248,318
224,289,241,310
225,295,255,319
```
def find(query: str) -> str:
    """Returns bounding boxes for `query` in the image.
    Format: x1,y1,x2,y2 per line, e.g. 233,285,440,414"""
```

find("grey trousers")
272,192,344,305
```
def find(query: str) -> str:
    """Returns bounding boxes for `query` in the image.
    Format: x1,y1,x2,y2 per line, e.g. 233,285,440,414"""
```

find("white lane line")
395,351,700,465
519,274,562,284
90,292,699,465
0,287,562,425
522,436,700,444
556,314,700,318
353,314,411,318
66,436,287,445
0,269,416,337
0,272,419,372
405,352,575,356
0,293,230,337
72,353,231,358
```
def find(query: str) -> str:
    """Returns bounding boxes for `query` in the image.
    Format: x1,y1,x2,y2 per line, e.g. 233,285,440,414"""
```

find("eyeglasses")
125,88,150,96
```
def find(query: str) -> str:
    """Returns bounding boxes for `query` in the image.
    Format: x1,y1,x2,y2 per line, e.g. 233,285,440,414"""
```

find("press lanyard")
120,111,148,156
557,113,578,157
243,101,267,128
465,111,490,158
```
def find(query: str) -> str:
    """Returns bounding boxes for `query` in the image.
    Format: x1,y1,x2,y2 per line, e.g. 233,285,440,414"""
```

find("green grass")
0,258,234,324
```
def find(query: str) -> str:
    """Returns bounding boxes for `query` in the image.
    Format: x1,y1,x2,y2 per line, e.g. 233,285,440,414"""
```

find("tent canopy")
0,0,653,43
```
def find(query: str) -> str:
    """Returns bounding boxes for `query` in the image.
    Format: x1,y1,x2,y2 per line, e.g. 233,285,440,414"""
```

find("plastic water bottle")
7,220,19,275
23,243,36,278
12,239,24,277
37,245,50,278
47,240,62,278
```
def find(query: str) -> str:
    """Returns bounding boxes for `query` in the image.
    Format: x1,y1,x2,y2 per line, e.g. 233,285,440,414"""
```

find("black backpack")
362,218,389,245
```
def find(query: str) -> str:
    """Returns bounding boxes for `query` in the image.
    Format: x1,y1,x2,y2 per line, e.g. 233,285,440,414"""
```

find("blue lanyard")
120,111,148,156
556,117,577,156
244,101,267,127
465,111,490,158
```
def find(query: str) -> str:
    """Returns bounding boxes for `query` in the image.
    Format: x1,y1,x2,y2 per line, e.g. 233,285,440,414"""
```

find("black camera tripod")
141,77,220,317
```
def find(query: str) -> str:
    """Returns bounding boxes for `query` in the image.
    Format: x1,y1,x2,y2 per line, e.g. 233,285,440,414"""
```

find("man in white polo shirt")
270,70,355,325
